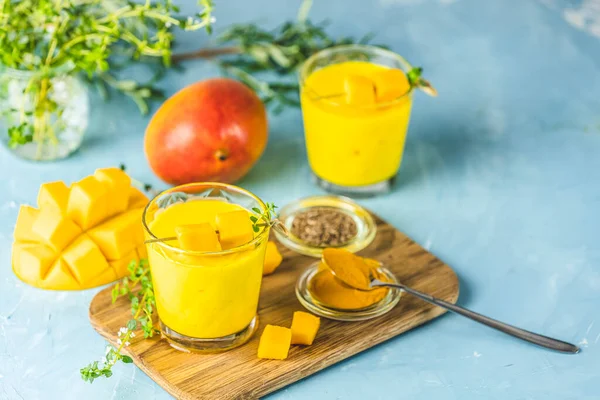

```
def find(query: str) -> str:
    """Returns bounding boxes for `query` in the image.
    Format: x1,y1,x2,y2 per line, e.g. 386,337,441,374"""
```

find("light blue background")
1,0,600,398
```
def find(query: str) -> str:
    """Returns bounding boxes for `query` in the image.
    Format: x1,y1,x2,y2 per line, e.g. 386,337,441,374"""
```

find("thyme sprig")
251,202,278,233
173,0,382,113
80,259,157,383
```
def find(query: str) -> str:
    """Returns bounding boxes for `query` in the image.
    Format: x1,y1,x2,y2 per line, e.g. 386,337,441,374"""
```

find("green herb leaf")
1,0,215,149
80,259,156,383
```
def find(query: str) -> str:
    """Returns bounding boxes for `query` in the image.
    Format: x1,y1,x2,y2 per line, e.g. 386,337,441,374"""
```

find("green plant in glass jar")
0,0,214,161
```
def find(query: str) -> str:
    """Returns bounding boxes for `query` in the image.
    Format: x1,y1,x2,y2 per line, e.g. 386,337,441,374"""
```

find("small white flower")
118,327,127,337
165,21,172,28
125,341,130,347
130,332,136,338
209,16,216,24
117,339,122,346
100,357,107,365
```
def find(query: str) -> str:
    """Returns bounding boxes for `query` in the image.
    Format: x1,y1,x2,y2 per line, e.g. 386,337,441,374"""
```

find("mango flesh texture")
11,168,149,290
344,75,376,106
175,223,222,252
215,210,254,250
263,241,283,275
257,325,292,360
371,68,410,102
94,168,131,216
290,311,320,345
37,181,69,214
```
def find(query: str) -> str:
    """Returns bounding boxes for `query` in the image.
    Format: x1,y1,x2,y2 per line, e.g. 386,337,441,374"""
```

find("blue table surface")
2,0,600,398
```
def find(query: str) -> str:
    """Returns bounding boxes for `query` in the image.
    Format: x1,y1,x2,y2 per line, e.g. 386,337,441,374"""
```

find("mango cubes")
343,68,410,106
215,210,254,250
175,223,222,252
263,241,283,275
257,325,292,360
344,75,376,106
11,168,149,290
290,311,320,345
257,311,321,360
372,68,410,102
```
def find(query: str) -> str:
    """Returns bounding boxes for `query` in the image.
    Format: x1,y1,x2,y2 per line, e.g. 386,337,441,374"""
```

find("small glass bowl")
274,195,377,258
295,262,402,321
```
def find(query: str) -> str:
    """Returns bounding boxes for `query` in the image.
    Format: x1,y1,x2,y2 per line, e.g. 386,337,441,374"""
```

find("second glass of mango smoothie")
300,44,416,196
142,183,269,352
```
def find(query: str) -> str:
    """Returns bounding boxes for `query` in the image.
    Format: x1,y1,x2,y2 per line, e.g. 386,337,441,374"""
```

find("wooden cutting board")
89,212,459,399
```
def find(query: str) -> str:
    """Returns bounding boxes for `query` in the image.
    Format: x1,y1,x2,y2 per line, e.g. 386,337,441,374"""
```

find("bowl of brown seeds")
274,195,377,257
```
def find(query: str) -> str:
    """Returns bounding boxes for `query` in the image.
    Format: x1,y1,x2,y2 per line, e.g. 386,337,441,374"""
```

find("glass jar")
299,44,415,197
142,183,269,352
0,66,89,161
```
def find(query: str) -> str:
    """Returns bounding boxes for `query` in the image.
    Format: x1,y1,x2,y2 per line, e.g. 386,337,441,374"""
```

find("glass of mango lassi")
142,183,269,352
300,44,416,196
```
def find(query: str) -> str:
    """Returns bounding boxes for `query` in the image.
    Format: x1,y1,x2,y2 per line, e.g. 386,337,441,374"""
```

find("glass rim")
299,44,415,109
142,182,269,256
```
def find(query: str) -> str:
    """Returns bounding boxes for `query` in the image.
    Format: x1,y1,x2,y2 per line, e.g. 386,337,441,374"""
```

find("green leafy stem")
80,259,157,383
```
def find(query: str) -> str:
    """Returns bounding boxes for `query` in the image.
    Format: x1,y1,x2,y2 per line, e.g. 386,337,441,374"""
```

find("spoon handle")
374,282,580,354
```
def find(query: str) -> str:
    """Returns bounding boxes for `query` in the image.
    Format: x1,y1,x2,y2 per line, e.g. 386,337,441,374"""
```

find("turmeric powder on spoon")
307,248,390,310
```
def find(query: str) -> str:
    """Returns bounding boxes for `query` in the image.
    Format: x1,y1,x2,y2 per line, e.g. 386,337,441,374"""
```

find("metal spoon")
326,264,580,354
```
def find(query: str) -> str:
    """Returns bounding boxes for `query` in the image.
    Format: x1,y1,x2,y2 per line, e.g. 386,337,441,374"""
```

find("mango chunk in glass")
343,75,376,106
257,325,292,360
372,68,410,102
175,223,222,252
215,209,254,250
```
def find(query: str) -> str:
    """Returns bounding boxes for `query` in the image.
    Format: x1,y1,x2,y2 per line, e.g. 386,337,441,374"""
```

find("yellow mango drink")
300,45,415,196
142,183,269,352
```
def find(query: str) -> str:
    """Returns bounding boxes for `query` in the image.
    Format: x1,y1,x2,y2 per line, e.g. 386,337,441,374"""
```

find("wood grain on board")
89,212,459,399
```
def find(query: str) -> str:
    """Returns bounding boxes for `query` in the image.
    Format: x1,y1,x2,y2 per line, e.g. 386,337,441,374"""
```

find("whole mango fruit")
145,78,268,184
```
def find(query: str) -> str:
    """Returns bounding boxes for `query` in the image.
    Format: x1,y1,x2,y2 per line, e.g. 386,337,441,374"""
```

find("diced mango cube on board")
263,241,283,275
61,235,109,285
14,205,41,242
290,311,321,345
31,209,82,252
67,176,109,230
128,187,149,209
344,75,376,106
215,210,254,250
37,181,70,214
88,209,141,260
372,68,410,102
43,259,80,290
94,168,131,216
175,223,222,252
257,325,292,360
12,243,56,285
